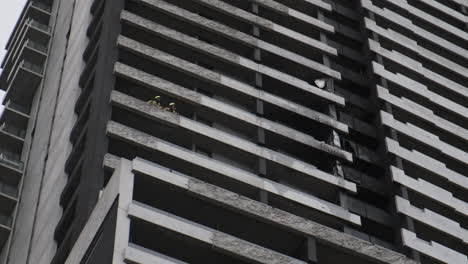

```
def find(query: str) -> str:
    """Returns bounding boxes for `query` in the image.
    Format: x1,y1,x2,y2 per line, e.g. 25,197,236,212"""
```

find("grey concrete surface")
133,0,340,79
106,121,360,223
113,63,350,154
401,229,468,264
110,90,354,180
131,157,416,264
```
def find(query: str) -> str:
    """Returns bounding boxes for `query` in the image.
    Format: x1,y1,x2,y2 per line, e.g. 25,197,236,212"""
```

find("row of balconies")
120,0,386,173
362,0,468,76
114,2,396,248
0,151,23,173
0,9,50,110
364,1,468,262
0,148,22,257
53,1,104,262
0,0,52,259
0,4,49,249
72,156,414,264
4,1,51,54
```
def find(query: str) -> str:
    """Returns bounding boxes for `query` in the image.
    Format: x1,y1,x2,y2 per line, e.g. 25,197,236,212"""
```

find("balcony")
0,151,23,200
0,181,18,199
0,122,26,140
1,19,50,79
27,19,50,45
3,100,30,116
0,192,17,227
0,221,11,254
5,1,51,52
30,1,52,13
0,126,25,171
0,150,23,170
0,100,30,130
0,17,50,90
65,156,412,264
1,39,48,88
0,184,16,253
2,60,44,106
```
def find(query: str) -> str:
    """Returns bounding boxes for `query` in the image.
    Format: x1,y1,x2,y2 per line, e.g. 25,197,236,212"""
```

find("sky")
0,0,27,114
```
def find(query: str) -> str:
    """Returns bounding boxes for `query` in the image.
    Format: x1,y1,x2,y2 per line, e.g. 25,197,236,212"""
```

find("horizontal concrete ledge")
106,121,360,223
450,0,468,9
183,0,337,56
125,244,189,264
413,0,467,23
364,18,468,80
362,0,468,59
376,85,468,144
391,166,468,217
244,0,334,32
110,90,352,169
395,196,468,244
385,137,468,190
128,202,307,264
0,129,25,142
401,229,468,264
103,153,120,171
130,0,341,79
373,62,468,121
131,157,416,264
120,11,340,92
113,64,350,152
380,111,468,167
117,36,344,106
369,39,468,101
383,0,468,43
271,0,332,11
250,0,335,33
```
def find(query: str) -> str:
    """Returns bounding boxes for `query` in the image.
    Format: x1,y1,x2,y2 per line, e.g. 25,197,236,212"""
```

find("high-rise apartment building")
0,0,467,263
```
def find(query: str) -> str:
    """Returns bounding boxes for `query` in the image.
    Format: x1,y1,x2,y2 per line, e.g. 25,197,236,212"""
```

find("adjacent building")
0,0,467,263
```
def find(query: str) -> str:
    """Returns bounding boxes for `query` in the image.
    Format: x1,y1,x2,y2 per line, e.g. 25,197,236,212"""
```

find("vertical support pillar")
251,3,268,204
77,0,125,247
112,159,134,264
461,6,468,31
317,11,346,239
317,10,342,177
366,10,420,262
299,237,318,263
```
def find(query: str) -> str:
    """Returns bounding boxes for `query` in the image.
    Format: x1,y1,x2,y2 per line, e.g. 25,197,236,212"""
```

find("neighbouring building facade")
0,0,467,263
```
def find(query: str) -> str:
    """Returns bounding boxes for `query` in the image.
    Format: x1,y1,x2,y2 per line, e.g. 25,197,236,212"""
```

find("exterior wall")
1,0,467,264
5,0,93,263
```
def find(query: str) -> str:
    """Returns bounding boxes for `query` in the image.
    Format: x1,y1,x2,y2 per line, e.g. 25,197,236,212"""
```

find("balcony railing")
0,123,26,139
31,1,52,13
6,59,43,84
21,60,44,75
5,100,30,115
0,182,18,198
0,214,12,228
29,19,51,33
25,39,48,54
0,151,24,171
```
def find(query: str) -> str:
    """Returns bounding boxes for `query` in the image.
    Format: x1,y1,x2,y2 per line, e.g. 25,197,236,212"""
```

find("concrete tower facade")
0,0,467,263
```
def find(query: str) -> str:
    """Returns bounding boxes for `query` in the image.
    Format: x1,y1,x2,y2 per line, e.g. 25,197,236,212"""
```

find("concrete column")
112,159,133,264
251,3,269,205
76,0,125,249
191,27,205,156
317,10,342,176
366,11,420,262
299,237,318,263
461,5,468,31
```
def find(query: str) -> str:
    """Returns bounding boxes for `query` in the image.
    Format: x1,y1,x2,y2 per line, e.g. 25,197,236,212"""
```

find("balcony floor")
3,66,42,105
